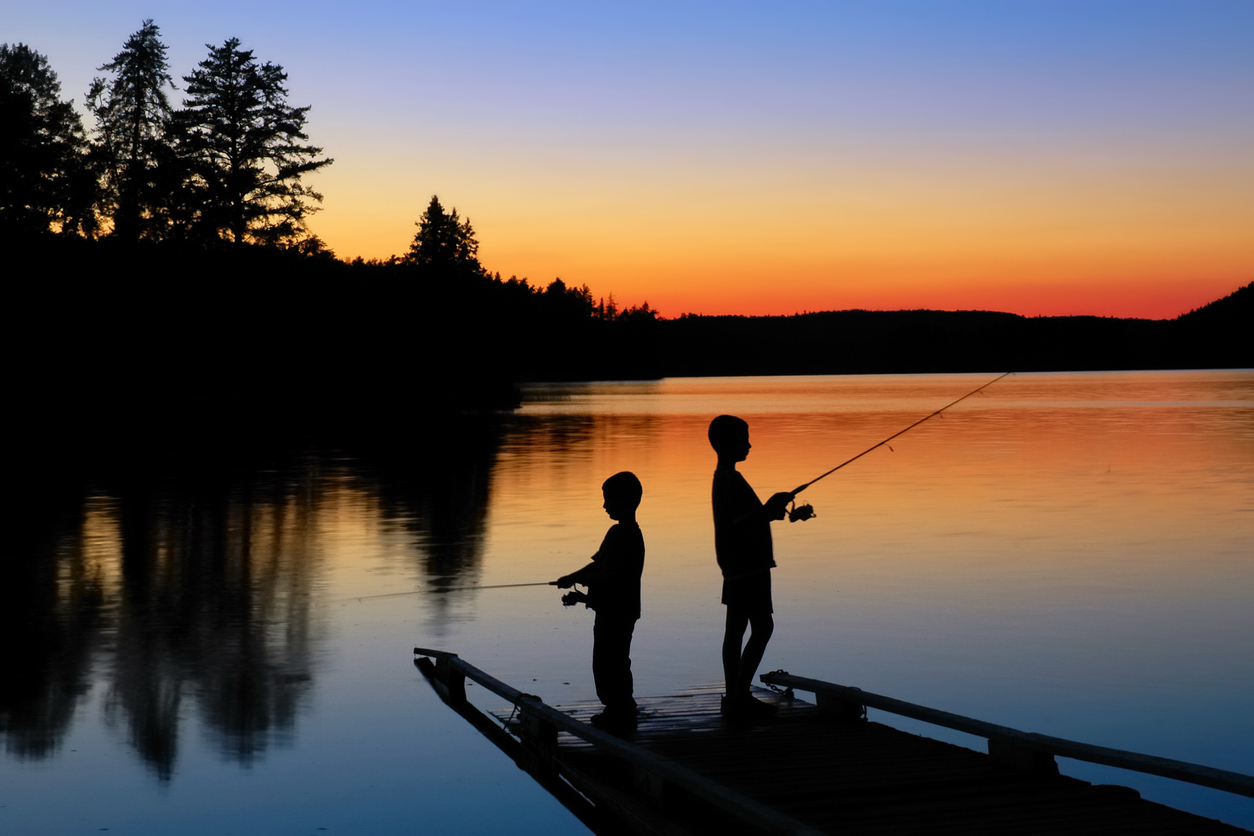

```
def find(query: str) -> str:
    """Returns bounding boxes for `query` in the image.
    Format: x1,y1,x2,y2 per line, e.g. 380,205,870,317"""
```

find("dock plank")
413,650,1247,836
526,685,1247,835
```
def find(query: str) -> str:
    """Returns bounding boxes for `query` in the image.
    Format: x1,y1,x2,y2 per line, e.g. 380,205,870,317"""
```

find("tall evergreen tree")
87,20,176,242
407,195,481,272
177,38,332,246
0,43,96,236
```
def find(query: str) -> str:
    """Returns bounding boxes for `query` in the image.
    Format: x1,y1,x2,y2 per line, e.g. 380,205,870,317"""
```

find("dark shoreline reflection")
4,409,509,779
3,484,105,760
102,472,318,779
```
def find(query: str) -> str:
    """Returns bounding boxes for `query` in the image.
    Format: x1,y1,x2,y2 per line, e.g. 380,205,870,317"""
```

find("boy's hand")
556,575,576,589
765,492,794,521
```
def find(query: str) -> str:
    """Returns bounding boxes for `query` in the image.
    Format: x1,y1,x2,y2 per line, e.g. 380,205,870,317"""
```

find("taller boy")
709,415,793,718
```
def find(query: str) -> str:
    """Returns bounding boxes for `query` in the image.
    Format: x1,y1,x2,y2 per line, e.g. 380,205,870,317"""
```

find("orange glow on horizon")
310,127,1253,322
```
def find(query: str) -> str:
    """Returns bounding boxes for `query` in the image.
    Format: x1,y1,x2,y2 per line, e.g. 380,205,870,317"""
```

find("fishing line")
344,376,1014,591
786,371,1014,519
336,581,556,603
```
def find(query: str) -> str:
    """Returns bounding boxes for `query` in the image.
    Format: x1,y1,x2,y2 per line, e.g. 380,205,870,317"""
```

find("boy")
709,415,793,719
556,471,645,731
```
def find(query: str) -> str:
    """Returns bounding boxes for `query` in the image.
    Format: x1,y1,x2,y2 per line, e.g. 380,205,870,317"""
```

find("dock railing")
415,648,825,836
759,670,1254,798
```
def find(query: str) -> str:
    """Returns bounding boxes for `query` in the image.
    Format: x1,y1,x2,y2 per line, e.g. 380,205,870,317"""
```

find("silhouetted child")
709,415,793,719
556,471,645,730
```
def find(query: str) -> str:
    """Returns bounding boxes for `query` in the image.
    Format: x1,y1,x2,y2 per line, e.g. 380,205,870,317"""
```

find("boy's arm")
725,491,795,525
763,491,794,521
556,561,600,588
717,470,793,525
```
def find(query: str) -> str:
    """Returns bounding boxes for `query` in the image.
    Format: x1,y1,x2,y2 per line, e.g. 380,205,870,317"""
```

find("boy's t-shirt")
712,468,776,580
588,521,645,620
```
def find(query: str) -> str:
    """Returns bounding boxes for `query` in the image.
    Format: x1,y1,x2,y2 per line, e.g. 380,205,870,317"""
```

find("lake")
3,370,1251,833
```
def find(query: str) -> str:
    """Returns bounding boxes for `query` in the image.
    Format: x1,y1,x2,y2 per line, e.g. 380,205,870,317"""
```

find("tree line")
4,21,1246,420
2,21,330,248
3,21,659,340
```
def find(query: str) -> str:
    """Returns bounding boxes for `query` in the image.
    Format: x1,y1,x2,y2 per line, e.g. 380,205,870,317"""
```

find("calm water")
3,371,1252,833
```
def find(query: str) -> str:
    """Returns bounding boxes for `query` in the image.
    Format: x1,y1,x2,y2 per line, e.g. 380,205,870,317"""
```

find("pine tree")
177,38,332,246
87,20,176,242
407,195,482,272
0,43,96,236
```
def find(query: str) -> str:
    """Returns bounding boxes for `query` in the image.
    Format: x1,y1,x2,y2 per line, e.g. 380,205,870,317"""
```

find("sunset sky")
4,1,1252,318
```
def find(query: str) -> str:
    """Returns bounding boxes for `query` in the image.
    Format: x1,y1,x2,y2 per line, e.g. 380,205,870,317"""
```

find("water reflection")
2,490,105,760
98,479,316,778
4,373,1250,833
2,415,508,779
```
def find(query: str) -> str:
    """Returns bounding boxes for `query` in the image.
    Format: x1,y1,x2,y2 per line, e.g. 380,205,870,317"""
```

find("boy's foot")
742,694,778,717
590,706,638,734
720,693,778,720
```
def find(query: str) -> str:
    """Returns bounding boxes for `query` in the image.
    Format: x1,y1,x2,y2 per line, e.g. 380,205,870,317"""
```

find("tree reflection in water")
2,482,105,760
2,413,507,779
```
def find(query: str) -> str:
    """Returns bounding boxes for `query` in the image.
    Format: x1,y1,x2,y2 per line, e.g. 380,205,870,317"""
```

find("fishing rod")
338,581,556,603
785,371,1014,521
433,581,558,594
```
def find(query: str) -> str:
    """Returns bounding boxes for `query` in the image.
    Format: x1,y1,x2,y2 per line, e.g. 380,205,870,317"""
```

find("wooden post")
816,689,866,722
516,696,559,754
432,654,467,704
989,736,1058,775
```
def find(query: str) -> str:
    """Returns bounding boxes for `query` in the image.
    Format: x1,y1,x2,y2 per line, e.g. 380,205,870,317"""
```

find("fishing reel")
788,500,816,523
561,586,589,608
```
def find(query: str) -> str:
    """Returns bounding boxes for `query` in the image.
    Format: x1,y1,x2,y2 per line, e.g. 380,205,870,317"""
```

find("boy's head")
602,471,642,519
708,415,750,461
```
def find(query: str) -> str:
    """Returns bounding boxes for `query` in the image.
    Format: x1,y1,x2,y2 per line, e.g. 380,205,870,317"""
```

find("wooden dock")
414,648,1252,835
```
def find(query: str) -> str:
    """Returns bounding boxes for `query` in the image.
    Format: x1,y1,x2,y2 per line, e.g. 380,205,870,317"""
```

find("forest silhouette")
3,23,1251,426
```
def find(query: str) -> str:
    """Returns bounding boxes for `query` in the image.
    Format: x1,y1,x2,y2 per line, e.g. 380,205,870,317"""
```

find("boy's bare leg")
723,610,775,695
737,611,774,694
722,609,750,696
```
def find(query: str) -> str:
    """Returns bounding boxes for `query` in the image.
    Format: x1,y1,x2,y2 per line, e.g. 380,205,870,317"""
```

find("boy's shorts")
721,569,773,614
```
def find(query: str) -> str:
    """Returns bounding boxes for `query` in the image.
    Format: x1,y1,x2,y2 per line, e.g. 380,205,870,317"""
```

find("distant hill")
1163,282,1253,372
651,284,1252,377
1177,282,1253,324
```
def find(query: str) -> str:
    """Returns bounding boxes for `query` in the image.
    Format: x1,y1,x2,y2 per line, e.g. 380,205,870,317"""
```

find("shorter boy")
556,471,645,731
